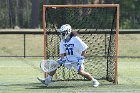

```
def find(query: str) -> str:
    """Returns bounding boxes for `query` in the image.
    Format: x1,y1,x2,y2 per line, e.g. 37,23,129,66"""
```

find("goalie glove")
77,56,85,65
57,58,66,66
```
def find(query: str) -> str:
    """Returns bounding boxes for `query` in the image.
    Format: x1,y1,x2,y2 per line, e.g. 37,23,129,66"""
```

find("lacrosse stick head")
40,60,59,73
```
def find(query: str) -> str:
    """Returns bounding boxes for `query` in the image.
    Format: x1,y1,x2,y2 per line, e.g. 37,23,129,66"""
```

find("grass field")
0,32,140,57
0,31,140,93
0,58,140,93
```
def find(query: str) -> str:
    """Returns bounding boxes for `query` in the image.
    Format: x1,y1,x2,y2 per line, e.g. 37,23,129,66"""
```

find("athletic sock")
46,75,52,81
92,78,97,82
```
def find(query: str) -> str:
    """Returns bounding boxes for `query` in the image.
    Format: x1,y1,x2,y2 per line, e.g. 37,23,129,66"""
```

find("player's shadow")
1,82,74,89
28,85,74,89
25,83,75,89
28,83,113,89
26,81,111,89
26,83,74,89
1,80,114,90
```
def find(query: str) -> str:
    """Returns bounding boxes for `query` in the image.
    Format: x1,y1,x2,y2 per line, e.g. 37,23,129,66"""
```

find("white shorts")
63,59,84,72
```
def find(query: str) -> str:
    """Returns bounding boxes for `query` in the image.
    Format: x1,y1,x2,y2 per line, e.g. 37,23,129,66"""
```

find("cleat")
37,77,45,84
37,77,51,86
44,78,51,86
93,80,99,87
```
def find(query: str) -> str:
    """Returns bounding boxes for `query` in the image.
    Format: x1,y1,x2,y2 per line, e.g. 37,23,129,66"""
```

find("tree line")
0,0,140,29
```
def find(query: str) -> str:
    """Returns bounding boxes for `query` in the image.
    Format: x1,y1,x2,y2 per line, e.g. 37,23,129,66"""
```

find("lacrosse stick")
40,57,85,73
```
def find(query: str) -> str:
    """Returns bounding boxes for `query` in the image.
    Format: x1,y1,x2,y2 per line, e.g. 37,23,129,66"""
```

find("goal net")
43,4,119,84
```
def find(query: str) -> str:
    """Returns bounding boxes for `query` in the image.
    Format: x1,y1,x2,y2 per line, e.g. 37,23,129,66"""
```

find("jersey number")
66,48,73,55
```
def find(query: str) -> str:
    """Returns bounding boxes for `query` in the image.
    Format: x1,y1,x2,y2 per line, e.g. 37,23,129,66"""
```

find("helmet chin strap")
64,35,71,42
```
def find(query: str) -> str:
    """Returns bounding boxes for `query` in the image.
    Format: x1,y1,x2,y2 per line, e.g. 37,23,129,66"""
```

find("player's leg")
76,64,99,87
42,61,72,86
38,59,65,86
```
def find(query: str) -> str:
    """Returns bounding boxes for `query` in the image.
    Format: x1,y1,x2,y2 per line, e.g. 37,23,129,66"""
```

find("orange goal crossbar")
43,4,119,8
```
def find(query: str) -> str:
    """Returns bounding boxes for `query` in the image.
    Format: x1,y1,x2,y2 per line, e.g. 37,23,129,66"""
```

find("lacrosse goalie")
37,24,99,87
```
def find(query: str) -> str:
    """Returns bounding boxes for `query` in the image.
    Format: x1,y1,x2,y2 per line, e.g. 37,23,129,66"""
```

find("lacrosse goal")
43,4,119,84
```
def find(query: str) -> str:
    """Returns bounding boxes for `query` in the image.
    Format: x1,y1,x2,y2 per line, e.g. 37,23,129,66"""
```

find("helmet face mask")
59,24,72,40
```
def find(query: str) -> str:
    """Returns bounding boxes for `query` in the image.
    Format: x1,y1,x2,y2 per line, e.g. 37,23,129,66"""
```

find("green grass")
119,34,140,57
0,32,140,57
0,34,44,56
0,31,140,93
0,58,140,93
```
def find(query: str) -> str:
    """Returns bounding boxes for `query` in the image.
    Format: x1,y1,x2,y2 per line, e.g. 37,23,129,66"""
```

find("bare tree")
31,0,40,28
104,0,114,4
8,0,16,28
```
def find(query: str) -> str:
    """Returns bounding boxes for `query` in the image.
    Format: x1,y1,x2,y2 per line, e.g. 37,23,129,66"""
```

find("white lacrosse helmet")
59,24,72,40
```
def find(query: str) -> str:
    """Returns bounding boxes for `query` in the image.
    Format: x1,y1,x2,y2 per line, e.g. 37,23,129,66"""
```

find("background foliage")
0,0,140,29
